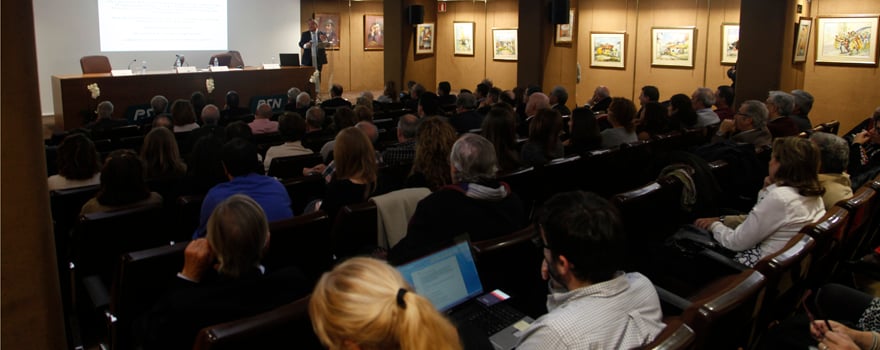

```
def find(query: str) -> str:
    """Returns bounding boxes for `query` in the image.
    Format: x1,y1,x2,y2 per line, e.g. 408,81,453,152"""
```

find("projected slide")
98,0,227,52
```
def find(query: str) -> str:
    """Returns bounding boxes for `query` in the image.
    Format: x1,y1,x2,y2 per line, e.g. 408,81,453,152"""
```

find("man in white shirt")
264,113,313,172
517,191,665,349
692,87,721,128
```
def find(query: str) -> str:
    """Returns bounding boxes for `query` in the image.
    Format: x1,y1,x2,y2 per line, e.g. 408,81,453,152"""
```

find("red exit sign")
438,2,447,12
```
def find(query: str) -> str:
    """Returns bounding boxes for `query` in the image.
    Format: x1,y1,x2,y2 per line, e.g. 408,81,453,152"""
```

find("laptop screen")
396,241,483,312
279,53,299,66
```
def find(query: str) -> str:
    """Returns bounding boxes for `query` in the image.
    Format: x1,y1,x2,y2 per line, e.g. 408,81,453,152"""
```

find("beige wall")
300,1,385,96
576,0,741,106
802,0,880,134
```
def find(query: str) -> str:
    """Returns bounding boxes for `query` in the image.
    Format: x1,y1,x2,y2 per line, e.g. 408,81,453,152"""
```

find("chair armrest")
655,285,692,313
83,275,111,314
698,249,749,273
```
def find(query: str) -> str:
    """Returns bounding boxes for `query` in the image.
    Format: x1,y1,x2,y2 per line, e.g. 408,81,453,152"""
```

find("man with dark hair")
321,84,352,109
475,83,491,105
418,92,441,118
847,107,880,188
713,100,772,152
477,87,502,115
193,138,293,238
550,85,571,117
517,191,664,349
264,112,313,171
450,92,484,134
381,114,418,164
220,91,250,125
715,85,736,121
639,85,660,106
437,81,456,106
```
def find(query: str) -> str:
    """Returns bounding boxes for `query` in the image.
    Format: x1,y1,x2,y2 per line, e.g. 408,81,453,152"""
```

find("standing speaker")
408,5,424,24
551,0,570,25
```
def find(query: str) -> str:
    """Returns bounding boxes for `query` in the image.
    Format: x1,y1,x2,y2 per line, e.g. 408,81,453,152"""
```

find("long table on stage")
52,66,315,130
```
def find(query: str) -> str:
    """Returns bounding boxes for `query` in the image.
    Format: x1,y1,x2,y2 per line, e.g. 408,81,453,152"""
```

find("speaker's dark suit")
299,31,328,71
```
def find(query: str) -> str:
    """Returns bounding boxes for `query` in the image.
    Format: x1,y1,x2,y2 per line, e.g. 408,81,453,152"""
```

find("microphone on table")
127,59,138,70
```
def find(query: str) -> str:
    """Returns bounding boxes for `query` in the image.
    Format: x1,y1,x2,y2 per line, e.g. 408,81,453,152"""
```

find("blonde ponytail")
309,257,462,350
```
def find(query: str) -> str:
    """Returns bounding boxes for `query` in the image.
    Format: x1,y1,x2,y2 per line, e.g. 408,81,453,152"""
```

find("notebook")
397,241,534,350
279,53,300,67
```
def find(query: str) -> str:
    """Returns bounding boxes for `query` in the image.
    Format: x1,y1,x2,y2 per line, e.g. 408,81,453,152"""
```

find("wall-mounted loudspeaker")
408,5,424,25
551,0,570,25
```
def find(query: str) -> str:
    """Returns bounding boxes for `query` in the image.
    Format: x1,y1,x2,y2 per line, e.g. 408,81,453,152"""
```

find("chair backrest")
110,242,187,350
208,53,234,68
175,194,205,241
265,211,333,283
91,125,141,142
471,225,546,317
613,174,687,247
80,55,112,74
192,295,322,350
801,206,850,286
682,269,766,349
268,154,324,179
538,155,583,205
752,233,816,337
638,317,696,350
329,202,378,259
497,166,538,218
282,175,327,215
839,186,879,260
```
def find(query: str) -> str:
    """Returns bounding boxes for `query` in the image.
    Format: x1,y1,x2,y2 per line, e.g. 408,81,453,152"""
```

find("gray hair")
551,86,569,105
296,92,311,108
287,87,301,101
740,100,769,129
450,133,498,183
305,106,324,128
201,104,220,125
150,95,168,114
810,132,849,173
456,92,477,109
97,101,114,119
767,90,795,116
355,121,379,143
791,89,814,115
397,114,419,139
693,87,716,107
206,194,269,279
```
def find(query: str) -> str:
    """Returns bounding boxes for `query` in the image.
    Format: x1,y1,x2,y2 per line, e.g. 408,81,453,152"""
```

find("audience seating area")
46,111,880,350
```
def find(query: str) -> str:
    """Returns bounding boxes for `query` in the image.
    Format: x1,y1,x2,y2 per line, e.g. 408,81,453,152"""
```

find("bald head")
595,86,610,99
525,93,550,117
256,103,273,119
355,121,378,144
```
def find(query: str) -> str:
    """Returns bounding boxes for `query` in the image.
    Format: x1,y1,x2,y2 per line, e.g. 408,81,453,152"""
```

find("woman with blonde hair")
695,136,826,267
316,127,378,216
141,127,187,179
310,257,462,350
407,116,458,190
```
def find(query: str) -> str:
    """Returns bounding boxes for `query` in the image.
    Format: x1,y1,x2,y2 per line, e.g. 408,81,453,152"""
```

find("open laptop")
397,241,534,350
279,53,300,67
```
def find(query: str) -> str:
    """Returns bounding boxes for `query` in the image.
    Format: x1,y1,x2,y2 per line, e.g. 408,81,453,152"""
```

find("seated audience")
517,191,664,348
190,91,207,122
389,134,526,264
450,92,483,134
81,149,162,215
600,97,638,149
248,103,279,135
321,84,353,109
193,138,292,238
170,99,200,133
376,80,399,104
141,127,187,179
695,137,826,267
810,132,853,209
437,81,457,106
328,105,358,135
143,95,169,126
85,101,126,131
190,104,225,141
667,94,698,130
481,106,522,174
521,108,564,166
309,257,462,350
585,85,612,114
303,106,332,154
354,105,373,123
565,107,603,154
765,90,800,138
308,127,379,217
638,85,660,111
518,92,550,137
406,117,457,190
381,114,418,165
636,102,671,141
152,114,173,130
263,112,313,172
283,87,301,112
418,92,442,118
712,100,773,152
550,85,572,117
186,135,227,194
135,194,309,350
714,85,736,121
692,87,721,127
48,134,101,190
790,89,814,132
220,90,250,124
294,91,312,117
847,108,880,188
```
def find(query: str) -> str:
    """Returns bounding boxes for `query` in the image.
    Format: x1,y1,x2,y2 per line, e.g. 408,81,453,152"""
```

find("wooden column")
384,0,404,91
1,0,68,349
736,0,788,104
518,0,550,89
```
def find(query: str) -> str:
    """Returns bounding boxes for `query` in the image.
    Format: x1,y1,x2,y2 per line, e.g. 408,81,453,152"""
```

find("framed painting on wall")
793,17,813,63
416,23,435,55
315,13,341,50
555,9,575,44
493,28,518,61
589,32,625,68
364,15,384,51
721,23,739,65
651,27,696,68
453,22,475,56
815,15,878,66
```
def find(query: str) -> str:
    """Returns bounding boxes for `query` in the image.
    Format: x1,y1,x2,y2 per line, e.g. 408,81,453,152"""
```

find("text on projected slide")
98,0,227,52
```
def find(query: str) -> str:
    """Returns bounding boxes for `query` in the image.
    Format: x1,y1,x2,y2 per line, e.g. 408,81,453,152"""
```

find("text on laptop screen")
396,241,483,311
